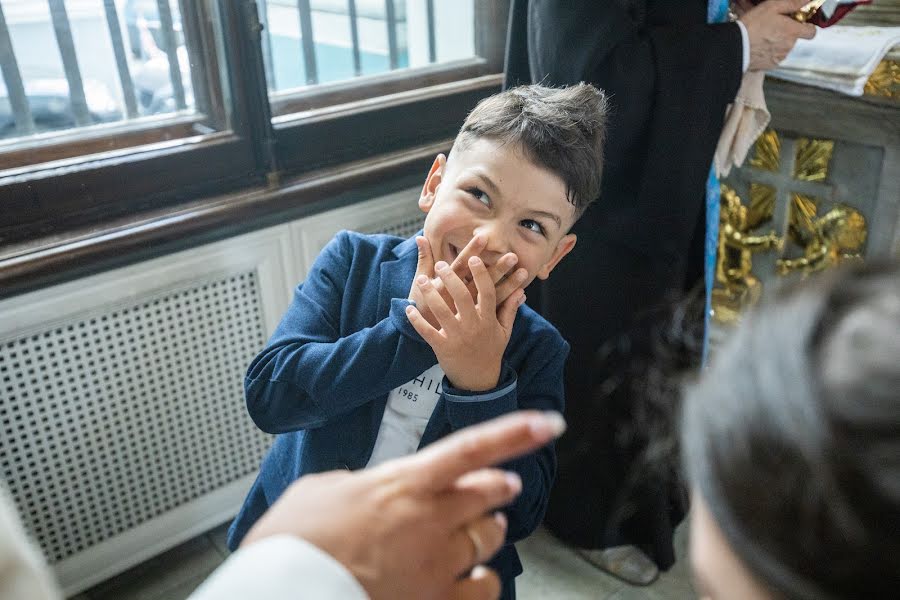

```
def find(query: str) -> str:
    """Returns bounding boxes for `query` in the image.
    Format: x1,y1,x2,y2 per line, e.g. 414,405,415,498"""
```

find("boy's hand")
409,236,528,329
406,255,525,391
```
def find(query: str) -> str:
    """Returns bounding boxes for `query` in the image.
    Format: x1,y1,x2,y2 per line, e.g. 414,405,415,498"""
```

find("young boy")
227,84,608,598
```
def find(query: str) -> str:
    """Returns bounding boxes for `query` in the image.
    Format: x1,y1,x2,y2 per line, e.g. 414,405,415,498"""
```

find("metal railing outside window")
0,0,201,147
0,0,478,150
259,0,471,91
0,0,504,250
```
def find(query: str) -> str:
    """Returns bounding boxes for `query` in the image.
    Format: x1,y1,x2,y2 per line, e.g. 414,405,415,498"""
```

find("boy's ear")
536,234,577,280
418,154,446,213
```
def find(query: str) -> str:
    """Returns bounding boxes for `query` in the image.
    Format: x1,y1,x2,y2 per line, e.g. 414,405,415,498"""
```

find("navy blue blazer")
227,230,568,581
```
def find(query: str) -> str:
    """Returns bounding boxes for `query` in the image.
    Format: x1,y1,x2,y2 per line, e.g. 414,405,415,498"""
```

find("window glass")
260,0,475,96
0,0,197,143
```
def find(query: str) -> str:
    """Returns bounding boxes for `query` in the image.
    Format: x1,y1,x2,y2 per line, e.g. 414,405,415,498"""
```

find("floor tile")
162,573,213,600
80,535,224,600
206,521,232,559
517,524,695,600
72,521,695,600
517,527,625,599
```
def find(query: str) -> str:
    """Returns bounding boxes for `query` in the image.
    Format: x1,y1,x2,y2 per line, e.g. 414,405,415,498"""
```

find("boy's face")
418,138,578,288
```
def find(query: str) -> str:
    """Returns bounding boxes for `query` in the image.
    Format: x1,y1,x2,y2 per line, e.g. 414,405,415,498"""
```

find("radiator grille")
360,214,425,238
0,273,272,564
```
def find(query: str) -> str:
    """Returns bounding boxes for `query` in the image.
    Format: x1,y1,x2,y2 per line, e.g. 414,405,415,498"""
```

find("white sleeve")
736,20,750,72
0,486,63,600
188,536,369,600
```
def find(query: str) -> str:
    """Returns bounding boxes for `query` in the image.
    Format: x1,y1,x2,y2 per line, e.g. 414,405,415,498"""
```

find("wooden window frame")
0,0,509,289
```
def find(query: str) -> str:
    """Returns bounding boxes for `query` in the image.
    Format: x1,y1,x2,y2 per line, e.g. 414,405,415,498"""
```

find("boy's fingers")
436,262,476,319
418,275,458,332
494,268,529,305
497,291,524,332
488,253,518,285
402,411,566,493
450,236,487,281
428,277,459,313
469,257,496,310
405,304,443,346
415,236,435,278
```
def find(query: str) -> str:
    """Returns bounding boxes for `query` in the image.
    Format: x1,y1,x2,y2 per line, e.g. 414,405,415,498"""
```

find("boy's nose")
472,224,509,264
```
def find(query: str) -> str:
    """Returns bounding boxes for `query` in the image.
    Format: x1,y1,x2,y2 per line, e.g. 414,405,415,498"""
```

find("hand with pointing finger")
240,410,567,600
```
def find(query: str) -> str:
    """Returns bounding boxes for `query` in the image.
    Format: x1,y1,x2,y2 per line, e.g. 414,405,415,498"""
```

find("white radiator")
0,189,424,595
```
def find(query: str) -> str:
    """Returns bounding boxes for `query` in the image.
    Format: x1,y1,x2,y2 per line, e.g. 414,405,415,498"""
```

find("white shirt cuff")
188,535,369,600
736,20,750,73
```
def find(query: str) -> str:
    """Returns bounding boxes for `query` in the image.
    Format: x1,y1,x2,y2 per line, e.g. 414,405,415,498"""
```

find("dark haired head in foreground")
683,261,900,599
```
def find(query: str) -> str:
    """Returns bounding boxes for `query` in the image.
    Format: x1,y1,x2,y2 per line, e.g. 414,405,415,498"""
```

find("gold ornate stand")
711,38,898,326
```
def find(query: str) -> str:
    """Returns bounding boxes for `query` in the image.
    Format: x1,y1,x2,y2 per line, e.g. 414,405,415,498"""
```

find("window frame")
267,0,508,178
0,0,508,257
1,0,272,246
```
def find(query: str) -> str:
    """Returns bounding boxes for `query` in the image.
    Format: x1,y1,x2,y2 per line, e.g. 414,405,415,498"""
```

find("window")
0,0,506,251
266,0,506,175
0,0,221,171
1,1,194,134
260,0,479,115
261,0,477,91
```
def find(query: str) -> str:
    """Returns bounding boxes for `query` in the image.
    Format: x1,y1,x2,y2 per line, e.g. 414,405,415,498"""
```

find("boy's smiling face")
419,138,578,288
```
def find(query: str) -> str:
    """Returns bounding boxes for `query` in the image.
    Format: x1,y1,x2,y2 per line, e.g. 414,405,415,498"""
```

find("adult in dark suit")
504,0,815,584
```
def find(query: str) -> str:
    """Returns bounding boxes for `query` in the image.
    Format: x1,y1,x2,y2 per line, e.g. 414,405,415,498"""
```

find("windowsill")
0,140,450,300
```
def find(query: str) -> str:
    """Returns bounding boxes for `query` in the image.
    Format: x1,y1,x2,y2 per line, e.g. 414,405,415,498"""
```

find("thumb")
497,290,524,332
415,236,435,278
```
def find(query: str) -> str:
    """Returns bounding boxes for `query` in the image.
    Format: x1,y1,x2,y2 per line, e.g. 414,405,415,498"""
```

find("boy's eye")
521,219,545,236
466,187,490,206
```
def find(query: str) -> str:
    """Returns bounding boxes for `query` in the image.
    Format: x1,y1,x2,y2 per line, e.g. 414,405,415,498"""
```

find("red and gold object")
748,0,872,27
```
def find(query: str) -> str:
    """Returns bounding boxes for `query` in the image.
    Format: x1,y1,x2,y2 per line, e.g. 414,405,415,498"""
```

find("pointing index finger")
450,236,487,281
402,411,566,492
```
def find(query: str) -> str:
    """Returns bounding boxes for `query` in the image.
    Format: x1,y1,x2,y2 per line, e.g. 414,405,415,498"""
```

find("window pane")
0,0,198,143
261,0,475,95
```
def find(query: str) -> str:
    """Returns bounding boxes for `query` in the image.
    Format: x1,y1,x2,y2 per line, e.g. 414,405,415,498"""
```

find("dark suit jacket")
505,0,742,567
226,230,569,582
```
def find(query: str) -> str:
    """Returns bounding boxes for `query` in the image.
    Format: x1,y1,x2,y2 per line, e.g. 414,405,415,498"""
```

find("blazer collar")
377,230,422,319
392,230,421,259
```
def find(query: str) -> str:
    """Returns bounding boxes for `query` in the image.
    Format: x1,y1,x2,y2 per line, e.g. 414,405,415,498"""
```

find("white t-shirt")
366,363,445,468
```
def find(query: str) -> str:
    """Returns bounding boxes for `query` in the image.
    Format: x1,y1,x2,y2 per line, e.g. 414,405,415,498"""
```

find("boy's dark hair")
683,260,900,599
452,83,609,218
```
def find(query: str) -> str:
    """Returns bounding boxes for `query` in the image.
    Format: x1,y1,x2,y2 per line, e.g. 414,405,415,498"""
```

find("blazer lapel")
377,231,421,320
366,232,427,452
376,232,452,450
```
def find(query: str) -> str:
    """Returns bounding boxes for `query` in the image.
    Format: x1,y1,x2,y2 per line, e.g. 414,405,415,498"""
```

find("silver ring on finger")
464,523,485,565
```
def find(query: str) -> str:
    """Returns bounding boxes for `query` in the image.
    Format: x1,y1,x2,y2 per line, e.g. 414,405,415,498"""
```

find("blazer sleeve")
440,341,568,543
245,232,435,434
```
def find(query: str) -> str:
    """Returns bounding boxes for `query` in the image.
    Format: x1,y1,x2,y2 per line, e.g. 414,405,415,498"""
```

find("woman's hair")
682,260,900,599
